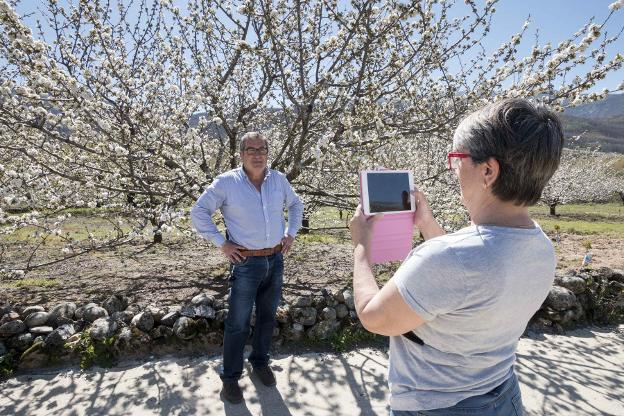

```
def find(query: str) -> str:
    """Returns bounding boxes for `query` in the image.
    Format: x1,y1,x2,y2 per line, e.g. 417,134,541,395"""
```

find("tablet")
360,170,415,215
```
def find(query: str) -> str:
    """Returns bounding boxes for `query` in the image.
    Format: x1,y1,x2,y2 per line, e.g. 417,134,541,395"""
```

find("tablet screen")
365,172,412,213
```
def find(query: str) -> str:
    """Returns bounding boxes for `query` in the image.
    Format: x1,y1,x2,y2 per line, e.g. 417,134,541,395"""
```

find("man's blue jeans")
390,372,523,415
221,252,283,382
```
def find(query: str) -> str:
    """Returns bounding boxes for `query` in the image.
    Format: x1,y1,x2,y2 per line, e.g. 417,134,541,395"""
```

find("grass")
530,202,624,237
530,202,624,218
4,203,623,246
328,325,386,353
1,278,59,288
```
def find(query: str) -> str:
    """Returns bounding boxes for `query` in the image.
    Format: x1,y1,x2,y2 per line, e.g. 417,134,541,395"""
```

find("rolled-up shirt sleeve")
190,178,227,247
283,177,304,237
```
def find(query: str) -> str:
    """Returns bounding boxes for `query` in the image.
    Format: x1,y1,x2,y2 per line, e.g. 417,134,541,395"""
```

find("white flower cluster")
0,0,621,269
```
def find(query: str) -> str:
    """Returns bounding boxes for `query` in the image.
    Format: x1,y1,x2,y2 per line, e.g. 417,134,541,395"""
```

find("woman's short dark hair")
453,98,564,206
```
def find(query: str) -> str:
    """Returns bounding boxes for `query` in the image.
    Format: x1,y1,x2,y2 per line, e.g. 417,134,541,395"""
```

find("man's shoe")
221,381,243,404
253,365,276,386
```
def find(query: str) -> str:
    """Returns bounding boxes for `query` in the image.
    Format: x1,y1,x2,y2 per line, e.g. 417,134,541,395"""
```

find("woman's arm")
350,206,425,336
353,242,425,336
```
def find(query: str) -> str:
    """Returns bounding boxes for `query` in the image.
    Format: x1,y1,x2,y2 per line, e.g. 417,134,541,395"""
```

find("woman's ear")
482,157,500,188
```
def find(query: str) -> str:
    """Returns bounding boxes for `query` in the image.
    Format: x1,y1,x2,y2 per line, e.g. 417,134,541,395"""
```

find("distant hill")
561,94,624,153
563,94,624,119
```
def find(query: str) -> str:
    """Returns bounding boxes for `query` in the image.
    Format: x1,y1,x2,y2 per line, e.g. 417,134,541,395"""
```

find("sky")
478,0,624,92
15,0,624,92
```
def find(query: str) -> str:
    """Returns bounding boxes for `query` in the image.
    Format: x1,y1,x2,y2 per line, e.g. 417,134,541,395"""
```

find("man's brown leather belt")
239,244,282,257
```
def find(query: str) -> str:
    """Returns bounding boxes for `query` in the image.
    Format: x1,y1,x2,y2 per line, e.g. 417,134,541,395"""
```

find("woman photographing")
349,98,564,415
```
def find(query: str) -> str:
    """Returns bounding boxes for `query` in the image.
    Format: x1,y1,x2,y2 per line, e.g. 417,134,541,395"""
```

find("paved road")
1,327,622,415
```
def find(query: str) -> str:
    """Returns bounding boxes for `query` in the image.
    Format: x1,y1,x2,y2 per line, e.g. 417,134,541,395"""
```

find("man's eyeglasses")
244,146,268,155
447,152,471,170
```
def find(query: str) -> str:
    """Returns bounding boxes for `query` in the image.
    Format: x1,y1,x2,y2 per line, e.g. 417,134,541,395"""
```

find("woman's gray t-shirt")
390,223,555,411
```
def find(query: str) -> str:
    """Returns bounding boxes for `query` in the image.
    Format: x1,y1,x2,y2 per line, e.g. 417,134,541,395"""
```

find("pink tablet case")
368,213,414,263
359,172,414,264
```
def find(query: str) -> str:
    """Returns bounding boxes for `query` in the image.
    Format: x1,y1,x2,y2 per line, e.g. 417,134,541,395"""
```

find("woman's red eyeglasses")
447,152,471,170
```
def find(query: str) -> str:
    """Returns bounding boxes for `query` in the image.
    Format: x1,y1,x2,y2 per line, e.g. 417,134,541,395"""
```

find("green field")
4,203,624,245
529,203,624,237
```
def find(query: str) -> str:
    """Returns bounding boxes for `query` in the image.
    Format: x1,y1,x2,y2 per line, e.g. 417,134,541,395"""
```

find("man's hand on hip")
221,241,246,263
281,235,295,255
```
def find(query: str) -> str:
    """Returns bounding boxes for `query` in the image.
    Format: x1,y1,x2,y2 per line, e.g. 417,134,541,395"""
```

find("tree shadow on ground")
517,327,624,416
0,348,389,416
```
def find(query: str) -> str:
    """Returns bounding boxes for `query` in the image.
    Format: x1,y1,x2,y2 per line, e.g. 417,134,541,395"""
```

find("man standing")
190,132,304,404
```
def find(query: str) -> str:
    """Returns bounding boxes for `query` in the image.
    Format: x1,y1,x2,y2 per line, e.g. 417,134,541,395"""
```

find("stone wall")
1,267,622,374
530,266,624,331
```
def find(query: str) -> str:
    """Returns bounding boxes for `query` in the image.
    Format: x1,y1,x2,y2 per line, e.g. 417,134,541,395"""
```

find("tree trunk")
549,204,557,216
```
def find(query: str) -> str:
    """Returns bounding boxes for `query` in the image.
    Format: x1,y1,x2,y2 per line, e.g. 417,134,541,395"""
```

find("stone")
150,325,174,339
528,317,554,333
0,320,26,338
343,290,355,310
213,299,228,310
283,323,305,341
191,293,215,306
22,305,45,316
546,286,578,311
180,305,195,318
146,305,165,323
44,324,75,347
558,276,587,295
275,306,290,324
160,311,180,327
214,309,228,323
18,343,48,370
610,269,624,283
7,332,34,350
29,326,54,336
293,296,312,308
334,291,346,303
335,304,349,319
83,304,108,322
48,302,77,325
89,318,118,340
111,311,134,324
0,311,20,325
206,332,223,345
24,312,50,328
73,319,87,333
307,319,340,340
117,327,133,344
195,318,210,333
194,305,215,320
291,307,317,326
312,295,327,309
325,297,338,307
132,311,155,332
173,317,197,340
55,316,74,327
349,311,358,320
0,340,5,355
103,295,125,315
321,307,337,321
560,305,584,325
126,304,142,315
75,303,94,320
